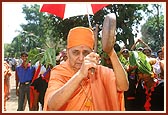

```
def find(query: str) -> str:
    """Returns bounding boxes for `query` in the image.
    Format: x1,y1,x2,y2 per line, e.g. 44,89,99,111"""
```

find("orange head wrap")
67,27,95,49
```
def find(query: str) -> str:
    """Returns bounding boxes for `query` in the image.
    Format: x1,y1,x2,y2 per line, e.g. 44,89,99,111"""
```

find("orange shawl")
43,61,125,111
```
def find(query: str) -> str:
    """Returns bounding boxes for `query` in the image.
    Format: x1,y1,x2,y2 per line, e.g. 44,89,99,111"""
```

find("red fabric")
30,64,41,109
143,80,158,111
91,4,109,14
40,4,66,18
40,4,108,19
30,86,35,108
32,64,41,83
30,86,39,109
41,71,50,83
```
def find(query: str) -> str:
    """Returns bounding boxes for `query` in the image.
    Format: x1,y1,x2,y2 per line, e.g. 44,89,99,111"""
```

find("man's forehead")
69,45,92,51
21,54,28,57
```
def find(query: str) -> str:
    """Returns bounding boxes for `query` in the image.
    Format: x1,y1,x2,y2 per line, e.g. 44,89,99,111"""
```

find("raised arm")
101,13,128,91
131,38,151,51
130,39,139,51
108,49,129,91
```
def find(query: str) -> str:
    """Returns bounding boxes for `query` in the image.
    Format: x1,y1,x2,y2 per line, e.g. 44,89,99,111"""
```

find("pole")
93,24,99,53
86,5,92,29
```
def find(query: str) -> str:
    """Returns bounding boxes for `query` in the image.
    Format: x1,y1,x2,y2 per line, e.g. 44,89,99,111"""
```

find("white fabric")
153,59,161,75
40,65,46,75
35,61,46,78
64,4,93,19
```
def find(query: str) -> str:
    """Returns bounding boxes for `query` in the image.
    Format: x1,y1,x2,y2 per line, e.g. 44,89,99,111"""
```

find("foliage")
129,51,152,75
27,48,56,67
4,43,13,58
102,4,149,49
141,14,164,52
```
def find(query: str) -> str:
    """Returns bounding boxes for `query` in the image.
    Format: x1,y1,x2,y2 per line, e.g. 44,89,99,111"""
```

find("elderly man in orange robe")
43,27,128,111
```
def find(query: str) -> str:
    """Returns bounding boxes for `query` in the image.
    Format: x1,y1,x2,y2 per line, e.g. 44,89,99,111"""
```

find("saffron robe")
43,61,125,111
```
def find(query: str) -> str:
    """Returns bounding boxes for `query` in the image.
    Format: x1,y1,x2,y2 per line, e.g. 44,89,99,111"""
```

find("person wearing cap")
137,47,144,52
43,27,128,111
121,48,129,60
143,47,152,58
15,51,36,111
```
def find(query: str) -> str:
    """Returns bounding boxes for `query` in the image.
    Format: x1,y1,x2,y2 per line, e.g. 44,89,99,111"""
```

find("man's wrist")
108,48,115,57
77,70,85,79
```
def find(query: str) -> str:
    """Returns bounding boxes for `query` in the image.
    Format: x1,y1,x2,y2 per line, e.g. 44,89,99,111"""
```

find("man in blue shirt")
15,51,35,111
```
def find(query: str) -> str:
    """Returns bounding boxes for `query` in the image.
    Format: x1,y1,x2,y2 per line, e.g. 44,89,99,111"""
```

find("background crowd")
3,37,164,111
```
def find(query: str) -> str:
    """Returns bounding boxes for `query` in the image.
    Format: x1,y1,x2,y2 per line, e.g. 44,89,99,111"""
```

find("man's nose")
79,53,84,61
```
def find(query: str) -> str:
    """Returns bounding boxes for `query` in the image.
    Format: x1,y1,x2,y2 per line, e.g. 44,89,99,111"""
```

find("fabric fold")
43,61,125,111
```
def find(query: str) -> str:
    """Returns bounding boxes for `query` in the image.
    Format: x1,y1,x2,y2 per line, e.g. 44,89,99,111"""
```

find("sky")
2,2,164,44
3,3,28,43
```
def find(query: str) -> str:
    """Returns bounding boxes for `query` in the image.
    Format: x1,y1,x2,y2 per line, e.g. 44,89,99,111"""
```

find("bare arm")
101,13,128,91
138,39,151,50
47,71,84,110
130,40,139,51
108,48,129,91
131,39,151,51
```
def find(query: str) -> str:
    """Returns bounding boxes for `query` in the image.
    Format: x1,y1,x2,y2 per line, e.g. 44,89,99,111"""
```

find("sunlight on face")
67,45,92,72
21,54,28,62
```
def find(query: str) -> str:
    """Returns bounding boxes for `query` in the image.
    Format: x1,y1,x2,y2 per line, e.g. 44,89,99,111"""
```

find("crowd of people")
3,26,164,111
118,39,164,111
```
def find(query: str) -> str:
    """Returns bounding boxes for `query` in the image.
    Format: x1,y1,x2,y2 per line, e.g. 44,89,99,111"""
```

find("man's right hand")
79,52,100,79
16,88,19,96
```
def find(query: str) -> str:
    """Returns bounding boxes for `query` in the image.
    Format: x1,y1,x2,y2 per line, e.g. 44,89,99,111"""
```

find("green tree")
6,3,164,65
9,4,65,65
4,43,13,58
141,5,164,52
97,4,149,49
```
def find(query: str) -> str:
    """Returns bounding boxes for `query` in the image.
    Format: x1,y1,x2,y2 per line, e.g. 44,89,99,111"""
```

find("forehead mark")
81,46,85,49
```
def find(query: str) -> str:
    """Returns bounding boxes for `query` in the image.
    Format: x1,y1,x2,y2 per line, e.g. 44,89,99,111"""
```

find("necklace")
80,80,93,107
143,79,158,111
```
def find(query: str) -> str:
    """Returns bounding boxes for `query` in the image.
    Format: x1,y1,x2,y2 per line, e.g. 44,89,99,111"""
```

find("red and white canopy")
40,3,108,19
